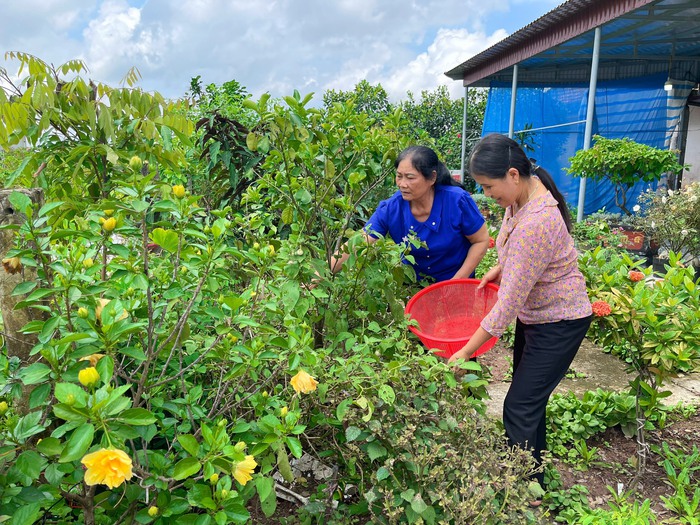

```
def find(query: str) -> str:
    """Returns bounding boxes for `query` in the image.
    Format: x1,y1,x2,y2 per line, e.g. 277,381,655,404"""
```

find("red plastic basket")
405,278,499,358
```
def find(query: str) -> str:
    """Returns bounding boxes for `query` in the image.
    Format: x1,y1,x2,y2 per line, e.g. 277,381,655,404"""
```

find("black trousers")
503,315,592,485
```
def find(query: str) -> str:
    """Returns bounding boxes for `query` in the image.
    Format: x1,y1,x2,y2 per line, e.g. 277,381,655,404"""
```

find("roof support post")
460,86,469,183
508,64,519,138
576,26,601,222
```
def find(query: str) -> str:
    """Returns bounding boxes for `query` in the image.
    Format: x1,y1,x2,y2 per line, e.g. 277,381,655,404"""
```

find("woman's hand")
447,346,475,377
479,264,502,288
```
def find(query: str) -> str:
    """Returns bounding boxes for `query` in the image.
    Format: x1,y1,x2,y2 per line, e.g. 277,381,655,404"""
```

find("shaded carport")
445,0,700,219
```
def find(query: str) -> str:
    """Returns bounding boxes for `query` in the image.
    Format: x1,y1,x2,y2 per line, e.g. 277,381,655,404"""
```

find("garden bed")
479,340,700,521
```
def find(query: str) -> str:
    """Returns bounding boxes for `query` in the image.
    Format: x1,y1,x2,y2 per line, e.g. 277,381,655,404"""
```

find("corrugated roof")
445,0,700,87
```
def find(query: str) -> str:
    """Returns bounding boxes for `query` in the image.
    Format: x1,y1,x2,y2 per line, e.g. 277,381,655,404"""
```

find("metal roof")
445,0,700,87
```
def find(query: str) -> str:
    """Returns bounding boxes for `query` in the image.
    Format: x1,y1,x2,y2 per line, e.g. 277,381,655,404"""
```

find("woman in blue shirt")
331,146,489,282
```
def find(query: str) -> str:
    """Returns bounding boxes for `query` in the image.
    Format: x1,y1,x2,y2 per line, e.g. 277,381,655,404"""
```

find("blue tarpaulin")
481,73,684,215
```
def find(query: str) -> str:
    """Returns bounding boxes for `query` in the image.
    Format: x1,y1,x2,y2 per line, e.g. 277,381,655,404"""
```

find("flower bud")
172,185,186,198
83,258,94,269
129,155,143,172
65,394,76,406
77,307,89,319
209,473,219,484
0,401,8,415
234,441,247,452
280,406,288,417
102,217,117,232
148,506,158,517
104,209,114,216
78,367,100,388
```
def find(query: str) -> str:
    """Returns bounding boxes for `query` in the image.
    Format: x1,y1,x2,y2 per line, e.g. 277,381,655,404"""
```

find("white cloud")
377,28,510,101
0,0,558,103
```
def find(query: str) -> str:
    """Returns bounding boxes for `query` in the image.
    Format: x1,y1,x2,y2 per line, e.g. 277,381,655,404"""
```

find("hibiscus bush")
0,53,541,525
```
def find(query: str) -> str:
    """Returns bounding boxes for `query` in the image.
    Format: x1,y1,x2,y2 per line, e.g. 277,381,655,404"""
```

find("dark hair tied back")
468,134,573,232
395,146,461,187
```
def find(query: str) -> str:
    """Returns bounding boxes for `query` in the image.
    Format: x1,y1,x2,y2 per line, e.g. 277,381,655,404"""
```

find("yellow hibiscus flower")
81,448,133,489
78,367,100,388
290,370,318,394
233,455,257,486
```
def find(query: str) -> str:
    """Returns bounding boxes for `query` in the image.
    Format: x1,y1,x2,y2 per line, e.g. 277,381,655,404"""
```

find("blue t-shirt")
365,185,485,282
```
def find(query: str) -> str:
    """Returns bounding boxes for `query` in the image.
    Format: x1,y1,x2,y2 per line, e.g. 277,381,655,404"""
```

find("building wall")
683,105,700,186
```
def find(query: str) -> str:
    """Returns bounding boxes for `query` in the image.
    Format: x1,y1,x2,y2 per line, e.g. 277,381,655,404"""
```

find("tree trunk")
0,188,47,415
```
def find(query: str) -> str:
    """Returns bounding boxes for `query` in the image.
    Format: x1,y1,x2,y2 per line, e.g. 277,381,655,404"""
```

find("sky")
0,0,563,104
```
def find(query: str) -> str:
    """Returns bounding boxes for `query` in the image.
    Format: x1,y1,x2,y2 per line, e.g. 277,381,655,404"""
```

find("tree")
0,52,192,202
567,135,686,215
323,80,393,123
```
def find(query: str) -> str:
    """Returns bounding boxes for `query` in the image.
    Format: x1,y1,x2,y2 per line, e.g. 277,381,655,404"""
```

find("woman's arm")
329,231,377,273
447,326,494,364
451,223,490,279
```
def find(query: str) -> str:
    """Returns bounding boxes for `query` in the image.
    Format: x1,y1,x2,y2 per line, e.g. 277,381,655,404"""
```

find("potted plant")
632,182,700,276
567,135,686,216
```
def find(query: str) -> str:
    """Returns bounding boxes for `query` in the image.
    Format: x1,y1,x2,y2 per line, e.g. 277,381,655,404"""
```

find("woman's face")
395,157,435,202
472,169,519,209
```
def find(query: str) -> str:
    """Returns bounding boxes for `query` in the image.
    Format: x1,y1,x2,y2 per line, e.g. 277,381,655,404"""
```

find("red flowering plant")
580,247,700,476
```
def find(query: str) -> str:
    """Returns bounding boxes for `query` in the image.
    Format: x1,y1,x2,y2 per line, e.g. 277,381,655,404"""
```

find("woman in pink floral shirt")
449,134,592,493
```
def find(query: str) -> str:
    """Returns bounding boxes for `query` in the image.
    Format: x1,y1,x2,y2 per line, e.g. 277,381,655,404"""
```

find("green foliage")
323,80,393,124
0,52,192,201
0,56,522,524
575,487,658,525
572,215,628,252
548,389,637,454
583,248,700,376
567,135,685,215
327,359,538,524
543,466,590,522
655,442,700,523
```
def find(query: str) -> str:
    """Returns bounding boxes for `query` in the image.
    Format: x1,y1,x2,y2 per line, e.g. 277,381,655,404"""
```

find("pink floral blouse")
481,192,592,337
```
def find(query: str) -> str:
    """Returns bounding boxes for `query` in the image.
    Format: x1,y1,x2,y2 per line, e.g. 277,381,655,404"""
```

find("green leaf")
376,467,390,481
284,436,303,458
367,442,387,462
15,450,46,480
410,493,429,515
377,384,395,405
36,437,63,456
149,228,180,253
293,188,312,205
54,383,88,407
9,191,33,217
345,426,361,442
255,477,276,517
117,408,156,426
177,434,200,457
7,502,40,525
336,398,353,422
172,457,202,480
12,281,37,296
59,423,95,463
19,362,51,385
38,201,65,217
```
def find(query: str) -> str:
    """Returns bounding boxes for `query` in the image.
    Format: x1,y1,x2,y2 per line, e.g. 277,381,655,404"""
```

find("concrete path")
484,340,700,419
